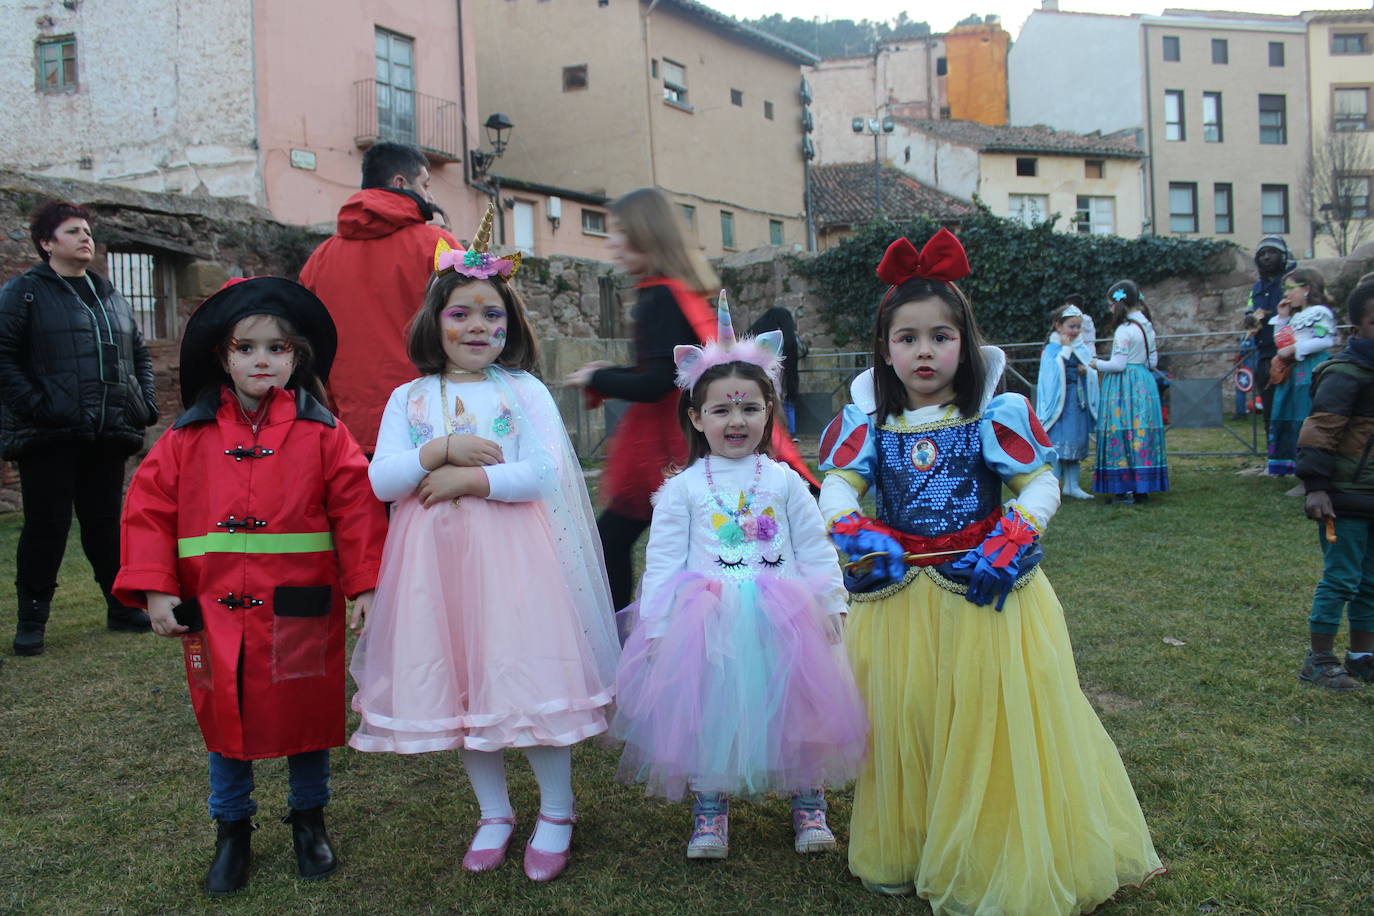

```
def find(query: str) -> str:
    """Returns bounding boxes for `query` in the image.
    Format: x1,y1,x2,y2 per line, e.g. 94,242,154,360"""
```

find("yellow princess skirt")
846,568,1163,915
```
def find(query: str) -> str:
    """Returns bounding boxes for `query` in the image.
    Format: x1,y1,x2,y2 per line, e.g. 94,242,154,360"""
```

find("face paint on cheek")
491,327,507,347
445,328,461,343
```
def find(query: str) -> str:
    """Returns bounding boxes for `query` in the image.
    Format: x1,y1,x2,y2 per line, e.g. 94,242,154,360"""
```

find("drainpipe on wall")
642,0,661,188
457,0,503,243
1141,24,1157,236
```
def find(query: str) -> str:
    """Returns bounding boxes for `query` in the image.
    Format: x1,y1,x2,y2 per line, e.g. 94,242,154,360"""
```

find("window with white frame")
1261,184,1289,233
581,208,607,235
1074,196,1115,235
1164,90,1185,141
1168,182,1198,233
1008,194,1049,226
1202,92,1223,142
1334,87,1370,131
662,59,688,106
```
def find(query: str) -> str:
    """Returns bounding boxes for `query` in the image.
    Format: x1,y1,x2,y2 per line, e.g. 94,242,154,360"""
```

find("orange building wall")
944,24,1009,127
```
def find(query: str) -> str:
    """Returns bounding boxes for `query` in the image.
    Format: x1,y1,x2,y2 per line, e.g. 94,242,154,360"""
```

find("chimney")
1042,0,1059,9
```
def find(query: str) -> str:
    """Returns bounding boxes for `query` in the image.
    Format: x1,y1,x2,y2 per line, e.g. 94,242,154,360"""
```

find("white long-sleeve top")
368,374,543,503
1271,304,1337,362
640,455,847,634
1094,311,1157,373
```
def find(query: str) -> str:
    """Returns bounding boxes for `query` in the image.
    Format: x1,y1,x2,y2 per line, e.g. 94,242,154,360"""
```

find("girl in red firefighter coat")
114,277,388,896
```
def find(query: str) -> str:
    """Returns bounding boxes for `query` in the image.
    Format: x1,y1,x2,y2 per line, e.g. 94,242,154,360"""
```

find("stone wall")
3,169,1373,510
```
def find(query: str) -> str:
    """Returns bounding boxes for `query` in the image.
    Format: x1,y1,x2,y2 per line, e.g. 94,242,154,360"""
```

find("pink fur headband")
673,290,784,391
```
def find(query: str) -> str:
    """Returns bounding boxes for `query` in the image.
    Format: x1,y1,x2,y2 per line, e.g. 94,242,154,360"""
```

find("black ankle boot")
283,806,337,880
106,604,151,632
13,594,50,656
204,818,253,896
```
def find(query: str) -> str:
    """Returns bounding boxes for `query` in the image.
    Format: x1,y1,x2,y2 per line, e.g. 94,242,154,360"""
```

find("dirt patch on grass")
1083,684,1143,714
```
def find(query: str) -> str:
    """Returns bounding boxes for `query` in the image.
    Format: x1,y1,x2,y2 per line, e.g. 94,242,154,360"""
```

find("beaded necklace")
703,453,762,515
703,454,779,547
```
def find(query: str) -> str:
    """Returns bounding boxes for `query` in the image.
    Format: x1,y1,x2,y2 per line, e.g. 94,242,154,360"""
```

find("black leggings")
597,510,651,612
15,440,127,607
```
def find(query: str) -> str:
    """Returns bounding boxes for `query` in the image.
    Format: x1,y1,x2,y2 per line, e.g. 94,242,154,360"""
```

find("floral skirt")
1093,364,1168,495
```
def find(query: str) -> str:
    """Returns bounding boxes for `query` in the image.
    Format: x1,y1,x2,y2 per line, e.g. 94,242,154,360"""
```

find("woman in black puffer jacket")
0,200,159,655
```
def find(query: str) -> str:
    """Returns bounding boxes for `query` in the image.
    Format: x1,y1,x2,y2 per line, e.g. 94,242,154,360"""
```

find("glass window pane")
391,35,413,66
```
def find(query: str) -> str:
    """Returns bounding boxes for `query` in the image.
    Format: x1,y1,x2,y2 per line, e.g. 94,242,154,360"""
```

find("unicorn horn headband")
673,290,784,391
433,203,523,280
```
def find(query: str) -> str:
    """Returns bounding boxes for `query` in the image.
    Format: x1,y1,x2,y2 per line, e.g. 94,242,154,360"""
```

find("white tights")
461,746,574,853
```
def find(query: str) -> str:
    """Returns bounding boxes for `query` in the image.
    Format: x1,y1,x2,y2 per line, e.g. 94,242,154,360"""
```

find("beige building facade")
1141,12,1311,252
1304,10,1374,258
891,120,1145,238
473,0,816,257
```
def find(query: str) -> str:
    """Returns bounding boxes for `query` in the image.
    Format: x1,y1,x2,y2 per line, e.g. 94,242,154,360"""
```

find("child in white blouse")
349,227,619,883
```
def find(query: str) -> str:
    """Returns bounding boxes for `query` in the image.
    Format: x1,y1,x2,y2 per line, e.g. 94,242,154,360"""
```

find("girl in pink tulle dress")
612,294,867,861
348,223,619,883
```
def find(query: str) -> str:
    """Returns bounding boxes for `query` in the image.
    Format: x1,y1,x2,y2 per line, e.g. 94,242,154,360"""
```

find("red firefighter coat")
114,385,388,760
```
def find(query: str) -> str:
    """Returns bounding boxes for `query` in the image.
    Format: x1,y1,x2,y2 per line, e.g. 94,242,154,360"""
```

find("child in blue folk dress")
1036,298,1098,499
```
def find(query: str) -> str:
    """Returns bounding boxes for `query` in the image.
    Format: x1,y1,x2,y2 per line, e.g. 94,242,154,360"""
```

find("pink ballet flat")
461,816,516,873
522,811,576,882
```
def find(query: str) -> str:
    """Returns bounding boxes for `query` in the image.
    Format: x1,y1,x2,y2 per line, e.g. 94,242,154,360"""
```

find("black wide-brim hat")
179,277,337,408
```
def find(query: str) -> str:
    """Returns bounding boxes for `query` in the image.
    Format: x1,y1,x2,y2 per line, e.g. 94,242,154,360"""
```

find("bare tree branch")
1305,124,1374,257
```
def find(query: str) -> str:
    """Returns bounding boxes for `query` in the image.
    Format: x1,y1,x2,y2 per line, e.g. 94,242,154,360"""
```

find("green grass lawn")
3,422,1372,914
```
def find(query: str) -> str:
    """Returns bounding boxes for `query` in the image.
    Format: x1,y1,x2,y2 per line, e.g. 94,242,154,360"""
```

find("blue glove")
830,513,906,594
949,510,1037,611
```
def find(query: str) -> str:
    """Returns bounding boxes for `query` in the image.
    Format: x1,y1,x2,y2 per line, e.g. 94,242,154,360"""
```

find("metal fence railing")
353,78,461,162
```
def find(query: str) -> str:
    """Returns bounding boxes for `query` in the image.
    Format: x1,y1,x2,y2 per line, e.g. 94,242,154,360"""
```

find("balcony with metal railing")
354,78,461,163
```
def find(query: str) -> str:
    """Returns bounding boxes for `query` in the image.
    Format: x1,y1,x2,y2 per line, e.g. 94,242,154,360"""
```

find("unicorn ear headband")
673,290,784,391
433,203,523,280
875,227,971,305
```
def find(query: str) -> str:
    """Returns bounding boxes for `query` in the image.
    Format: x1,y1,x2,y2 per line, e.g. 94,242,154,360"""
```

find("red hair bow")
875,228,970,287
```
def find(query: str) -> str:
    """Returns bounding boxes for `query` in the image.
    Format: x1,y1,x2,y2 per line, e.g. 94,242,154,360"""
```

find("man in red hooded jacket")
300,143,458,454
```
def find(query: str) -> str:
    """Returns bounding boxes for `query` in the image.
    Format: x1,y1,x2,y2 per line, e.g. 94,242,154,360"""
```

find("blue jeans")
1309,517,1374,636
207,750,330,821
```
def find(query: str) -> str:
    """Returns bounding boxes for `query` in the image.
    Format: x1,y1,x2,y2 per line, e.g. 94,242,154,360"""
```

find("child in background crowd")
1036,297,1098,499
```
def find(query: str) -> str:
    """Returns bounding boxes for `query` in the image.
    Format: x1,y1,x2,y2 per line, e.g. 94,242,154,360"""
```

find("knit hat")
1255,235,1289,258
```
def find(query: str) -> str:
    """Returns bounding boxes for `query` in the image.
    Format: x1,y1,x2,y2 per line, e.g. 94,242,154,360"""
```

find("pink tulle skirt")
612,571,868,801
349,494,612,753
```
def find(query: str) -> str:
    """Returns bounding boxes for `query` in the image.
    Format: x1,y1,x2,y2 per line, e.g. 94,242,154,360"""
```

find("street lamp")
851,115,895,216
469,112,514,243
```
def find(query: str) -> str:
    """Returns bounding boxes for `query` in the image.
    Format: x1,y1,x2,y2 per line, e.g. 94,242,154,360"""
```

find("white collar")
850,345,1006,416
